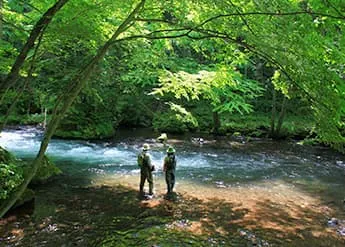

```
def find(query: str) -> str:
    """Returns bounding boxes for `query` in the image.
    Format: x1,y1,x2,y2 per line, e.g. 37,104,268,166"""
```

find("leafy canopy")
153,65,263,114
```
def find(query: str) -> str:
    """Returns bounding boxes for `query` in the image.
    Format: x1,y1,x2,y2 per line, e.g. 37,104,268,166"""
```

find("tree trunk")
0,0,3,40
0,0,146,218
43,108,47,129
212,111,221,134
0,28,43,132
270,88,276,136
0,0,69,96
275,96,287,136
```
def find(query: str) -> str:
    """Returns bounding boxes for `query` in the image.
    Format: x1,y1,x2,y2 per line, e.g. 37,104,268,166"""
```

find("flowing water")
0,127,345,246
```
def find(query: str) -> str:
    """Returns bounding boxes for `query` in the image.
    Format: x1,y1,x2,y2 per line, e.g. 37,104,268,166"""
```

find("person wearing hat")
163,146,177,194
138,143,154,195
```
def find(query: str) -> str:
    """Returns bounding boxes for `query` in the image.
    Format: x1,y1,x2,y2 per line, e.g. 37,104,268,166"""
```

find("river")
0,127,344,246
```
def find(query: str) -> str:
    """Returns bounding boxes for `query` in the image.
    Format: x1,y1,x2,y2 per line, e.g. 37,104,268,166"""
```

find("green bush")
0,163,24,200
221,114,270,136
55,120,115,139
0,147,24,200
0,113,47,126
153,104,198,133
191,103,214,131
0,147,62,201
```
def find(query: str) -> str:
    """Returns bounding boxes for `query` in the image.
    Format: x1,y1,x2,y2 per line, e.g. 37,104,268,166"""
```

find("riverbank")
1,112,315,141
1,173,344,246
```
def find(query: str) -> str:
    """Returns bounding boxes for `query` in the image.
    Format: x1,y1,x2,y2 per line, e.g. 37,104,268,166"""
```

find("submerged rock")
338,227,345,236
327,217,345,237
327,217,339,227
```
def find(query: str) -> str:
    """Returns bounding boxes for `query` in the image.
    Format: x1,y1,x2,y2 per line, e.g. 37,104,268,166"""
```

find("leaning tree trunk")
0,0,146,218
0,28,44,132
0,0,69,98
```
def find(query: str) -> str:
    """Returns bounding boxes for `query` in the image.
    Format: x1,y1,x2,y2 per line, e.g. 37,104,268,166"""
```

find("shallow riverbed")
0,127,344,246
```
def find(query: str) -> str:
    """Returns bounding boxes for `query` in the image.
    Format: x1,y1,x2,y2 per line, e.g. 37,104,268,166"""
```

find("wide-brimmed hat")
166,146,175,154
143,143,150,151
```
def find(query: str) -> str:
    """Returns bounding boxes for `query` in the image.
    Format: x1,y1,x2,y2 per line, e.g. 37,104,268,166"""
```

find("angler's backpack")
137,153,146,168
166,155,176,170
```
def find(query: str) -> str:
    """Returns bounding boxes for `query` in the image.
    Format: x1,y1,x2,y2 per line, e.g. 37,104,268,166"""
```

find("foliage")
0,147,61,200
55,121,115,139
153,103,198,133
221,113,314,138
0,163,23,200
1,0,345,150
190,102,214,131
0,113,47,126
0,163,24,200
154,65,263,115
0,147,23,200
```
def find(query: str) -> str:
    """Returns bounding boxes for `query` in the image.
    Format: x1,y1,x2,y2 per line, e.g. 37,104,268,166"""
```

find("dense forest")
1,0,345,246
1,0,344,141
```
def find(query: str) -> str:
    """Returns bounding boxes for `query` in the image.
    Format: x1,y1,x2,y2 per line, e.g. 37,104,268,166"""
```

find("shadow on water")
1,174,344,247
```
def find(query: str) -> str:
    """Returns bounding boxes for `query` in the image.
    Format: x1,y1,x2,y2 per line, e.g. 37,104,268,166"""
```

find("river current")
1,127,344,191
0,127,345,246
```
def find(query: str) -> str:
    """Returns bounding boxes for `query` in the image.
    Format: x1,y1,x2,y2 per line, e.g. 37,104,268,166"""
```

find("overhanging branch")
197,10,345,28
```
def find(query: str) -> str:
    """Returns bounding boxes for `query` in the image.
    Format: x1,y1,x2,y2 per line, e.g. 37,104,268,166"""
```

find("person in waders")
138,143,155,196
163,146,177,195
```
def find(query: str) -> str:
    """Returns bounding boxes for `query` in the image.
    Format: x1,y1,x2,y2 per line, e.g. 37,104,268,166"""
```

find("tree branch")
228,0,256,35
322,0,345,18
135,17,174,24
1,17,29,33
192,27,322,107
114,26,193,43
19,0,43,14
0,0,70,95
0,25,44,132
197,11,344,28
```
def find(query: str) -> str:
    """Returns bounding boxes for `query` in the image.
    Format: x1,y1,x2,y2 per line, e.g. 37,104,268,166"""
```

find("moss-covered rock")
31,156,62,185
0,147,62,214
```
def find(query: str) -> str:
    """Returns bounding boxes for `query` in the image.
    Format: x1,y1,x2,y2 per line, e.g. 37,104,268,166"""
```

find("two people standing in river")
137,143,177,197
